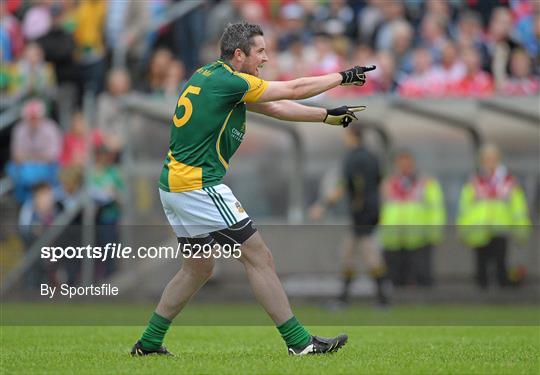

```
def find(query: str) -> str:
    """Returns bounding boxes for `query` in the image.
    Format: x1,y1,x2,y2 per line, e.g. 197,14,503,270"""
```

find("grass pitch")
1,304,539,374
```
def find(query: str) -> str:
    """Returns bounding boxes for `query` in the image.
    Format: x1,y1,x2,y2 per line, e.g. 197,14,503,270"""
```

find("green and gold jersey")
159,59,268,192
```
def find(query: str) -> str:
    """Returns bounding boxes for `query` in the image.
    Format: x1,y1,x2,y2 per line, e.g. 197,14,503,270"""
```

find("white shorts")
159,184,250,238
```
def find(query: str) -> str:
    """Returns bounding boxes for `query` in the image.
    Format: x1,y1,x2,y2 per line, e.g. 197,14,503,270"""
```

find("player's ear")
233,48,245,62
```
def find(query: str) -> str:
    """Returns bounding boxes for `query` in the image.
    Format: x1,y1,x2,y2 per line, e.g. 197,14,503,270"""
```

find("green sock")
277,316,311,348
140,312,171,350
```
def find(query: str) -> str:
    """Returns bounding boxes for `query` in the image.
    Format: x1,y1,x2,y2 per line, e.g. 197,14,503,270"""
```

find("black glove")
339,65,376,86
324,105,366,127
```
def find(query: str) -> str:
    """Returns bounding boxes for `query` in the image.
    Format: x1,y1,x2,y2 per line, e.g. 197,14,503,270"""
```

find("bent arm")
255,73,342,102
247,101,326,122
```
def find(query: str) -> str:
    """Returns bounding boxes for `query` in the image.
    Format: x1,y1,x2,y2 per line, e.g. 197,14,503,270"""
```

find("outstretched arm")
254,65,376,103
247,101,367,127
247,101,326,122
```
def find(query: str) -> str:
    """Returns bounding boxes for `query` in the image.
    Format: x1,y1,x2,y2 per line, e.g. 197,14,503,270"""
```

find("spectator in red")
501,48,540,95
398,47,446,97
309,33,343,76
331,43,376,97
59,111,102,168
0,0,24,62
432,41,466,87
450,48,494,97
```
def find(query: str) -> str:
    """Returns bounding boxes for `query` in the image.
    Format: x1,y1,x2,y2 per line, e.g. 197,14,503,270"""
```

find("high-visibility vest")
456,168,530,248
380,175,446,250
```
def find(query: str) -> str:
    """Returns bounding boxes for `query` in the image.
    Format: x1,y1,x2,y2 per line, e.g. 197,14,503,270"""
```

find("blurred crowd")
1,0,538,288
1,0,539,105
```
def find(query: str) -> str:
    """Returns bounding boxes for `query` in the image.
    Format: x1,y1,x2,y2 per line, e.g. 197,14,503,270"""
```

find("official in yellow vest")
380,150,446,287
457,144,530,289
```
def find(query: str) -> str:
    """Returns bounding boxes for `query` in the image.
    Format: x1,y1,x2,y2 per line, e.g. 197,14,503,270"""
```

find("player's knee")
183,258,215,281
240,240,275,270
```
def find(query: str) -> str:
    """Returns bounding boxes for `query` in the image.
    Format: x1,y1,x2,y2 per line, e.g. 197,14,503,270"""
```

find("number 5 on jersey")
173,85,201,127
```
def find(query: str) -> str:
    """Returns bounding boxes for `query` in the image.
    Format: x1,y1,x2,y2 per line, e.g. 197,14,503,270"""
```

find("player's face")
480,150,499,174
396,154,415,176
241,35,268,77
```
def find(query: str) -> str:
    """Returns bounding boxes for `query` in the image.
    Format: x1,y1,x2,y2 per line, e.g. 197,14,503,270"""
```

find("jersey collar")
217,59,235,73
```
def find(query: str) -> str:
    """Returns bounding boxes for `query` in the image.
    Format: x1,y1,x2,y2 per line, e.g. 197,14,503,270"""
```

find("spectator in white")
390,19,414,74
21,0,52,41
398,47,445,97
373,0,406,51
432,41,466,85
487,7,521,90
8,99,62,203
419,14,449,63
96,69,132,154
13,43,56,101
501,48,540,95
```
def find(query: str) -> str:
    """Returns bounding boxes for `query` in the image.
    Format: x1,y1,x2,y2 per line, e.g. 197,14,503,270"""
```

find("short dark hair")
219,22,263,60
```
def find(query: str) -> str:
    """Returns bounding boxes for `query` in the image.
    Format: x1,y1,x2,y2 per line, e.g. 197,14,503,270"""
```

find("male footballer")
131,22,375,356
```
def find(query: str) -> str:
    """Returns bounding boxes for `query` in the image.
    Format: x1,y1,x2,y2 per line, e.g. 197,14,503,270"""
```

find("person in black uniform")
310,126,389,307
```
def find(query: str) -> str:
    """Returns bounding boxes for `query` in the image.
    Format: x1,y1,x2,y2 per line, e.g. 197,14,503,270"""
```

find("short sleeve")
234,73,269,103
